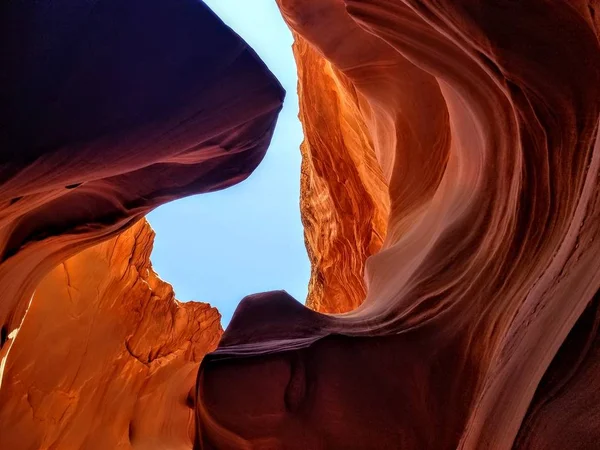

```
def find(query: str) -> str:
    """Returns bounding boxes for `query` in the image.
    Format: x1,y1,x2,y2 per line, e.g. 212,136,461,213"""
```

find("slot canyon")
1,0,600,449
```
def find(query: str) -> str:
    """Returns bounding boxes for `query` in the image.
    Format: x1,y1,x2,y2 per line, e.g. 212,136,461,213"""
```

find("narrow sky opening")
146,0,309,327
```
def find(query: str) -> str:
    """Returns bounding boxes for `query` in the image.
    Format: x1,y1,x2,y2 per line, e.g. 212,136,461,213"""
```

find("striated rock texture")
0,220,222,449
295,34,390,313
196,1,600,449
0,0,283,447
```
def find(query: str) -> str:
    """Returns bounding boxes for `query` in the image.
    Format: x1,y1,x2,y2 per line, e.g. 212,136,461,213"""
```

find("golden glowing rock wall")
0,220,222,449
295,35,390,313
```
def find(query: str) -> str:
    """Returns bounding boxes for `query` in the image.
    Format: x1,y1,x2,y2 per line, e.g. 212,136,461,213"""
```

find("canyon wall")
295,34,389,313
196,1,600,449
0,220,222,449
0,0,283,448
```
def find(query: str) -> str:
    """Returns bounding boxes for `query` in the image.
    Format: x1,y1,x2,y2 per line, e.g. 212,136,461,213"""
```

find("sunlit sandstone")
0,220,222,449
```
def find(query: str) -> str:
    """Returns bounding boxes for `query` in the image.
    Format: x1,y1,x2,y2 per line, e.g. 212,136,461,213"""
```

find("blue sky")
147,0,309,327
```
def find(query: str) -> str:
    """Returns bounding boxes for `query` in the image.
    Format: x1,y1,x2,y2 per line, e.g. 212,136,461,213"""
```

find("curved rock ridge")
0,0,283,408
0,219,222,449
295,34,390,313
196,1,600,449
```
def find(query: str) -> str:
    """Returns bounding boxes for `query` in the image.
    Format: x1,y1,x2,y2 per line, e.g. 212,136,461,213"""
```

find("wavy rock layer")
0,220,221,449
196,1,600,449
295,34,389,313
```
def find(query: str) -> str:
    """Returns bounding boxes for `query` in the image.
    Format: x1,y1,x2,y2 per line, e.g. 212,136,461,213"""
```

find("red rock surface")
196,1,600,449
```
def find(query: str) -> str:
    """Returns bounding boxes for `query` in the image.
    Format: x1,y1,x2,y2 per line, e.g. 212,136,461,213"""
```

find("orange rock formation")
296,35,389,313
0,220,221,449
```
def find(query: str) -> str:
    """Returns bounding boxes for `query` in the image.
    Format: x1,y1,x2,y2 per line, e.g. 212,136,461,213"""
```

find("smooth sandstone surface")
196,1,600,449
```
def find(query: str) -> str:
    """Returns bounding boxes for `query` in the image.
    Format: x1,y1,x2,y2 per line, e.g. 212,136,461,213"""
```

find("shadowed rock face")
0,0,283,447
196,1,600,449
